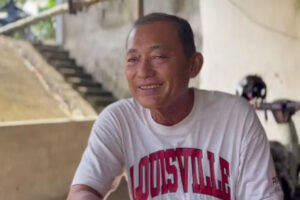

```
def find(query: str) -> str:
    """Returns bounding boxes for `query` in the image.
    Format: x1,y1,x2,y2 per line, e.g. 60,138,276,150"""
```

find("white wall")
63,0,300,142
200,0,300,142
64,0,137,99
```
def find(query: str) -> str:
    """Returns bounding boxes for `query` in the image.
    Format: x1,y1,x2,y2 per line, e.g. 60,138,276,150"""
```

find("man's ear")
189,52,203,78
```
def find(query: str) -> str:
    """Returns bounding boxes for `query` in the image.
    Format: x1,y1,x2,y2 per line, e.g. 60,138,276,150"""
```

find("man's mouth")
139,84,162,90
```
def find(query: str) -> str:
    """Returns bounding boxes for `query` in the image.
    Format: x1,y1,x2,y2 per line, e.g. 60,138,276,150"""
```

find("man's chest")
127,147,232,200
120,117,241,200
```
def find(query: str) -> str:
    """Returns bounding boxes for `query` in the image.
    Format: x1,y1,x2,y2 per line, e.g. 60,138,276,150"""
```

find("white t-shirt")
72,89,283,200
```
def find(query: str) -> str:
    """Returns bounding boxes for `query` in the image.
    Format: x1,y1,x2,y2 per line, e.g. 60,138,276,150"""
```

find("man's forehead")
126,23,178,54
127,45,165,54
126,21,177,44
134,20,174,29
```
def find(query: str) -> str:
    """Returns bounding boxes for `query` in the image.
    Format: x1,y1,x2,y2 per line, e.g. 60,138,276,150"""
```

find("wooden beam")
137,0,143,18
0,0,106,35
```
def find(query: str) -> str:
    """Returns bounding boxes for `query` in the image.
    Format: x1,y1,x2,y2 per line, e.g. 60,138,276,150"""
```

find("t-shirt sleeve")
236,104,283,200
72,106,124,197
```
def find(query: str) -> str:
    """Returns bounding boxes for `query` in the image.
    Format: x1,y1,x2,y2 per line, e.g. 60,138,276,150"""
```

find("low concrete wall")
0,119,95,200
0,118,130,200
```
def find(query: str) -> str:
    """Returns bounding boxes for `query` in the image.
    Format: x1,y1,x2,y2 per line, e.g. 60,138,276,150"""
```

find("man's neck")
150,89,195,126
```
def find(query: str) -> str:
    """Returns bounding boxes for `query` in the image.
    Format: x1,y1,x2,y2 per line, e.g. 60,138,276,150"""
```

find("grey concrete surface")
0,118,130,200
0,119,94,200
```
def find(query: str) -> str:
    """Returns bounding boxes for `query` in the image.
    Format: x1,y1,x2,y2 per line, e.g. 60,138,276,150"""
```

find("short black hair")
130,12,196,58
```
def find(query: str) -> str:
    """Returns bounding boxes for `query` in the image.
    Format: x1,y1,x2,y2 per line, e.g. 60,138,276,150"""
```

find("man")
67,13,283,200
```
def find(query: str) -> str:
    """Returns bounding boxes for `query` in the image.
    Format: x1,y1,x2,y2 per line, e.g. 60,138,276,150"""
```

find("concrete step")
87,96,116,108
49,59,76,68
34,44,68,55
34,43,61,50
57,67,84,74
72,81,102,89
86,95,115,101
43,53,71,61
95,106,104,113
55,65,84,70
78,87,113,97
40,50,69,58
33,43,117,113
95,102,113,109
94,99,116,107
63,72,92,80
66,77,92,85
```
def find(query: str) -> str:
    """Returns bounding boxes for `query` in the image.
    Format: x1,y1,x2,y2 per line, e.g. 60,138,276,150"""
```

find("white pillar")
56,0,64,45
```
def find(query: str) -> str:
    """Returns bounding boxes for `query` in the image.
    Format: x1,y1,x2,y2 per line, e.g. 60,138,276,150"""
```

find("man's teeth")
140,85,161,89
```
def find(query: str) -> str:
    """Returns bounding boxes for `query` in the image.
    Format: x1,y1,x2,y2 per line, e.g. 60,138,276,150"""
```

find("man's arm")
69,104,125,199
236,103,283,199
67,184,103,200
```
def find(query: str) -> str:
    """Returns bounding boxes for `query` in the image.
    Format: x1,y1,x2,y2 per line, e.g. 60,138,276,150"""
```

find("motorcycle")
237,75,300,199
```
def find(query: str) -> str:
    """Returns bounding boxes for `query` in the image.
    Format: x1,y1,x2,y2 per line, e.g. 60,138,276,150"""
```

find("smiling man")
67,13,283,200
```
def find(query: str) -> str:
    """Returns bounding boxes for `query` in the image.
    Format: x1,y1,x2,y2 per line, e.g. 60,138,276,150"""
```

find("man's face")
125,21,193,110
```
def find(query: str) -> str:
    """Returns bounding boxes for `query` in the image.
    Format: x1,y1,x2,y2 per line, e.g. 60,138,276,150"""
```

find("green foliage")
48,0,56,9
13,31,20,39
17,0,27,6
30,0,57,41
31,18,56,41
0,0,26,7
0,0,57,41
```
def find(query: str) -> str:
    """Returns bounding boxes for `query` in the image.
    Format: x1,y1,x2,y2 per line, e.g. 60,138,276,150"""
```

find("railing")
0,0,106,35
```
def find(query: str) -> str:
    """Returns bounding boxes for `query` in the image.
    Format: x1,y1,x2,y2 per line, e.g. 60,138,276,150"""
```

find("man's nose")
137,58,155,78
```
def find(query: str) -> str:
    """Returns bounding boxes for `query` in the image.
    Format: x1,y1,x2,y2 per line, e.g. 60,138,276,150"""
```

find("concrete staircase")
34,43,117,113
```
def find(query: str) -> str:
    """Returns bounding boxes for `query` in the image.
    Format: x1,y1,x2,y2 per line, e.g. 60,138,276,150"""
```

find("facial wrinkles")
126,22,189,93
127,45,167,58
126,45,170,79
127,28,170,55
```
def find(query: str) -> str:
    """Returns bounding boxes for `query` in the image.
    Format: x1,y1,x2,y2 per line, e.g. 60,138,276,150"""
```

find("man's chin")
135,97,162,110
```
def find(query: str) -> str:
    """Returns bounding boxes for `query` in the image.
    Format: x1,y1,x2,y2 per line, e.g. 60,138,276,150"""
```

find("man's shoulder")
92,97,144,131
196,88,248,104
98,97,144,119
195,88,251,113
105,97,135,109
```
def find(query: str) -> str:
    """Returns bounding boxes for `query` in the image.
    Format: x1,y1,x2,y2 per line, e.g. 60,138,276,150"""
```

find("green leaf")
48,0,56,9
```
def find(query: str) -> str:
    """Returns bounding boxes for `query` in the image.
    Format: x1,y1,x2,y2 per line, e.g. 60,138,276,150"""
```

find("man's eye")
127,57,138,63
153,56,167,60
